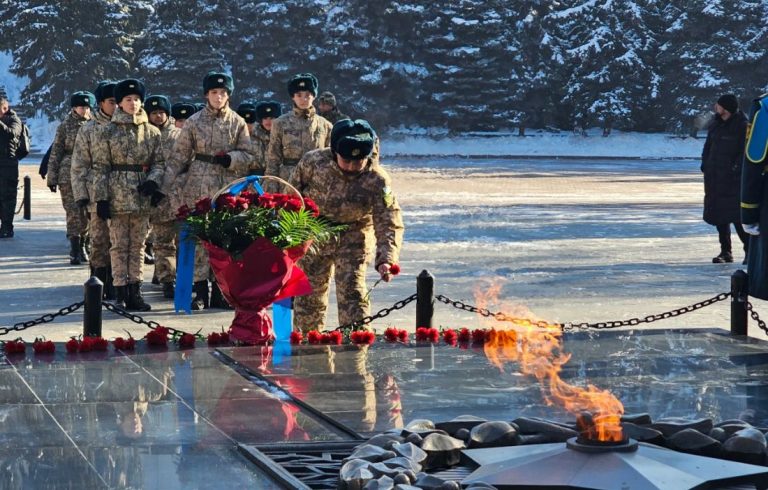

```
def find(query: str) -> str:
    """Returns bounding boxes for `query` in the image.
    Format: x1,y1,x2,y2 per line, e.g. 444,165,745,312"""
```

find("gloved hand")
137,180,159,196
150,191,165,207
48,185,57,193
743,223,760,236
213,152,232,168
96,201,111,220
76,198,89,209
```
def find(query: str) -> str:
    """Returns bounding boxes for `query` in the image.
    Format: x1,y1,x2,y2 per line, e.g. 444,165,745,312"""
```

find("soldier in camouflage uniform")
72,81,117,299
317,91,348,124
266,73,332,191
290,119,403,331
164,72,253,310
48,91,94,265
92,79,166,311
171,102,197,129
144,95,180,299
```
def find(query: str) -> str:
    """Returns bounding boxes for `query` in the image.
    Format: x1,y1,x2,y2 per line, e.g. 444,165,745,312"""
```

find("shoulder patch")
382,186,394,207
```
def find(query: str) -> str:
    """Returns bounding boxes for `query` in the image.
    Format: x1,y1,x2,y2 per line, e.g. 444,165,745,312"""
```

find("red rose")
258,195,277,209
472,328,487,344
384,327,399,342
397,329,409,343
329,330,343,345
389,264,401,275
307,330,322,344
207,332,222,346
65,338,79,353
442,329,458,345
215,193,238,210
176,204,192,220
303,197,320,217
194,197,212,214
240,190,261,205
458,328,471,343
178,333,196,348
289,331,303,344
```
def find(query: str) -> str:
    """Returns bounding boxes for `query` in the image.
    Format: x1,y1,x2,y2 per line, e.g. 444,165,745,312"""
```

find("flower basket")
178,175,342,344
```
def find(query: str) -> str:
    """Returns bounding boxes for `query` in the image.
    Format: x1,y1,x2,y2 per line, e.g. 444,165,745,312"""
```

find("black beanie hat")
94,81,116,103
318,91,337,107
203,71,234,94
70,91,95,108
717,94,739,114
236,103,257,124
171,102,197,120
331,119,376,160
144,95,171,115
114,78,146,103
255,100,282,121
287,73,319,97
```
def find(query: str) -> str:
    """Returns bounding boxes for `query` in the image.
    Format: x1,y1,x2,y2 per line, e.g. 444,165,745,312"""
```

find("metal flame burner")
566,436,639,453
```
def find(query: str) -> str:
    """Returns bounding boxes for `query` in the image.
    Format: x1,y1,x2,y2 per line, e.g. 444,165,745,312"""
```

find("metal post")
731,269,748,336
83,276,103,337
23,175,31,220
416,269,434,329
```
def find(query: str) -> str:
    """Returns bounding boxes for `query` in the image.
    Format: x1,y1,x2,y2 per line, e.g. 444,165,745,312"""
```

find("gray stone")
715,419,752,428
420,433,465,470
347,444,397,463
368,462,403,479
393,486,421,490
465,484,499,489
405,433,423,446
363,475,394,490
724,428,767,455
739,409,757,424
709,427,728,442
650,418,713,437
405,419,435,431
391,442,428,465
667,428,722,455
340,459,376,490
412,473,449,490
511,417,578,441
719,423,754,437
621,422,664,444
621,413,653,425
468,421,520,448
518,433,561,445
438,482,461,490
435,415,488,435
455,428,471,441
381,456,422,474
367,434,406,449
392,473,412,485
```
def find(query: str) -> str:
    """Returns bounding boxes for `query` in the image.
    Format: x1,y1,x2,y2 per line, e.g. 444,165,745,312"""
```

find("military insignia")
152,101,157,105
382,186,394,207
266,108,271,113
218,78,224,83
129,84,135,88
351,149,361,157
181,109,187,114
299,82,306,87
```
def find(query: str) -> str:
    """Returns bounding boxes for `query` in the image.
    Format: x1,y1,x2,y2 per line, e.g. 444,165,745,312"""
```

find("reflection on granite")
225,329,768,434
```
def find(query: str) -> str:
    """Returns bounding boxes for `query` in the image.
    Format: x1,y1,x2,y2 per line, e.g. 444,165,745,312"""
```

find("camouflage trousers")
294,239,371,332
59,182,87,238
109,214,150,287
87,211,111,268
153,220,177,283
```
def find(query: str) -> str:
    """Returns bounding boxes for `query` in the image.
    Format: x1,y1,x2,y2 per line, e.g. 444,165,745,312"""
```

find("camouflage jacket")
290,148,403,267
92,107,165,215
71,110,112,211
47,110,90,186
165,103,253,207
247,123,270,175
151,117,181,222
318,108,348,125
266,106,332,186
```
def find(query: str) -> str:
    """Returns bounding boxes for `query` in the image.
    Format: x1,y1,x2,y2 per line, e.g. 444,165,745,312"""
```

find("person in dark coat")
0,96,23,238
702,93,748,263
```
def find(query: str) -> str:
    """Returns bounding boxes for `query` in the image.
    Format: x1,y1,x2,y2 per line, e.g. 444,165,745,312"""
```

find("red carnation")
65,338,79,353
78,336,94,352
194,197,212,214
113,336,136,350
458,328,471,343
442,329,458,345
328,330,343,345
146,327,169,347
216,193,238,210
307,330,322,344
219,330,230,344
289,331,303,344
303,197,320,217
33,338,55,354
123,337,136,350
240,190,261,205
91,337,109,351
415,327,428,341
320,333,331,344
389,264,401,275
472,328,488,344
176,204,192,220
384,327,399,342
207,332,222,346
351,330,375,345
397,329,409,342
427,328,439,342
178,333,196,349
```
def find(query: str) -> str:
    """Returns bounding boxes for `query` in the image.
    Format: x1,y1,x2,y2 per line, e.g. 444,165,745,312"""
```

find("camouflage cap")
70,91,96,108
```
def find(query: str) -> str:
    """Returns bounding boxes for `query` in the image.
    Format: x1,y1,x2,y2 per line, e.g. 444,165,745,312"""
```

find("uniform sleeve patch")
382,186,394,207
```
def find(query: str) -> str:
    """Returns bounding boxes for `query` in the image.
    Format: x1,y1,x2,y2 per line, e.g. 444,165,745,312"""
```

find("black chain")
102,301,199,338
436,293,733,332
334,293,418,332
13,198,24,216
0,302,84,336
747,302,768,336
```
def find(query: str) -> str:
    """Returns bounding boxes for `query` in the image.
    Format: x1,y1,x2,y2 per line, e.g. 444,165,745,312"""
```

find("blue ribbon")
174,224,195,314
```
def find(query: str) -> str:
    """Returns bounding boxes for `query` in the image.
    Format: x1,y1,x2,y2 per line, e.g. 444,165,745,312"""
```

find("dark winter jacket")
318,108,349,125
0,109,22,168
702,111,747,225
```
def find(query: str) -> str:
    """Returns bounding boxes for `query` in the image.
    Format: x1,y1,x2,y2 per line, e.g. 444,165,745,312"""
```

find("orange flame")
478,281,624,442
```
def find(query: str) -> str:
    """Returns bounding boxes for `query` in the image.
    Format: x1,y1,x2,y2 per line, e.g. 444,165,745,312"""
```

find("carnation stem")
363,278,383,305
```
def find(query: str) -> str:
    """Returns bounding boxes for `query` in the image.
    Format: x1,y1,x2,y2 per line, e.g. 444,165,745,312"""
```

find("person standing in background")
0,96,22,239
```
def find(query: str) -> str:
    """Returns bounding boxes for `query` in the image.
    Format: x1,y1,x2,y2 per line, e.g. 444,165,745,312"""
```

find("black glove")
137,180,159,196
96,201,111,220
76,198,89,209
213,153,232,168
150,191,165,207
48,185,57,193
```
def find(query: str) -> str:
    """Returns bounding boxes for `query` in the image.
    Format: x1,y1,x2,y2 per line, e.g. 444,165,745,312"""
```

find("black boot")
78,235,89,263
94,266,108,296
162,281,175,299
144,241,155,265
191,280,209,311
210,281,233,310
103,264,116,300
69,237,82,265
126,282,151,312
151,272,160,285
712,251,734,263
114,285,128,309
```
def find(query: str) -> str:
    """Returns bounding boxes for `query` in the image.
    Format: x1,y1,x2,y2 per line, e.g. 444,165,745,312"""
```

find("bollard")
23,175,31,220
83,276,103,337
416,270,434,329
731,269,748,336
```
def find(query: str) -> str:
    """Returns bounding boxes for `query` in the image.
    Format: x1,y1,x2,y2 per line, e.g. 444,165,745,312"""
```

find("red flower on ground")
472,328,488,344
65,338,79,353
90,337,109,351
458,328,471,343
384,327,399,342
415,327,439,342
78,336,94,352
307,330,322,345
320,333,331,344
146,327,170,347
397,329,409,343
289,331,303,344
219,330,230,344
351,330,375,345
328,330,343,345
207,332,222,346
32,338,55,354
442,329,458,345
113,336,135,350
178,333,196,349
